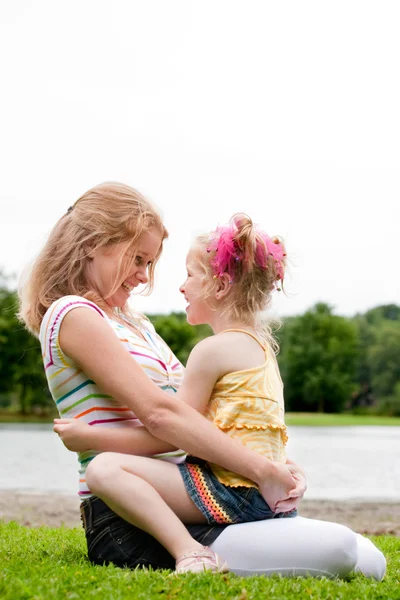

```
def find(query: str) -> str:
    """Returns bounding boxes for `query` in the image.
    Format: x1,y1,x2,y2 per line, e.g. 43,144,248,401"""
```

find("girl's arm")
58,307,300,509
173,336,226,411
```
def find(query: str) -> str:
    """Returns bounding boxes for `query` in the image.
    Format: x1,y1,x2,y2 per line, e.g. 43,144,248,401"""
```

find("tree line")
1,273,399,417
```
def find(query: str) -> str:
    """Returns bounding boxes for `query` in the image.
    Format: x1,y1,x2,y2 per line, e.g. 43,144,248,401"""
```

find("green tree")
0,274,50,414
278,303,359,413
352,305,400,411
364,303,400,325
368,322,400,399
148,312,211,365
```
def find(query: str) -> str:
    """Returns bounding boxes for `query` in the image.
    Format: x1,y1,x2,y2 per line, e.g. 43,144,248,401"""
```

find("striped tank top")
40,295,185,498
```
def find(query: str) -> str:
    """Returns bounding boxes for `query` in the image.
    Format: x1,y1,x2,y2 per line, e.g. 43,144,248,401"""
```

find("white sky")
1,1,399,318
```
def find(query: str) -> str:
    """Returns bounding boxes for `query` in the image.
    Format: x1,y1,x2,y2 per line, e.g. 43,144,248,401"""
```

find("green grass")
285,413,400,427
0,523,398,599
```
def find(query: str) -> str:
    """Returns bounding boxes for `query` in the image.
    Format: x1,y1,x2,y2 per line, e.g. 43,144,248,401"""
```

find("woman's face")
87,227,163,309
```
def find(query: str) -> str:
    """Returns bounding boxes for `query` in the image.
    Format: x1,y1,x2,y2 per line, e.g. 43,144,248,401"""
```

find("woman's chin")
106,290,130,309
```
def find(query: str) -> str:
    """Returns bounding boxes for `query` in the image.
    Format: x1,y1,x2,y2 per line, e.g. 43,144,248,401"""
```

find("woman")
19,182,386,579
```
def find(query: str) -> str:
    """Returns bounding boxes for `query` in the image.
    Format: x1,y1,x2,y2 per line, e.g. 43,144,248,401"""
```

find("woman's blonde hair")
19,182,168,336
193,213,286,351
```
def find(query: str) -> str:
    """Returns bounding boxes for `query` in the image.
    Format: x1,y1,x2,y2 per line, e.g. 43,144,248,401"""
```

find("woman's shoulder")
40,295,107,340
47,295,105,316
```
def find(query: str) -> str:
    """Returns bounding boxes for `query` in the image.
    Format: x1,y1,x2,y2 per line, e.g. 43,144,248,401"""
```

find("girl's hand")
273,459,307,513
53,418,92,452
286,458,307,498
258,461,298,512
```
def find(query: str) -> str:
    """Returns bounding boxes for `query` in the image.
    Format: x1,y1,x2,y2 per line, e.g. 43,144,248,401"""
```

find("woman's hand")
53,417,178,455
257,461,299,512
53,418,92,452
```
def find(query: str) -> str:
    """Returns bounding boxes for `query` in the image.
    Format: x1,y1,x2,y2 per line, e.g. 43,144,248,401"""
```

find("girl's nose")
179,282,185,294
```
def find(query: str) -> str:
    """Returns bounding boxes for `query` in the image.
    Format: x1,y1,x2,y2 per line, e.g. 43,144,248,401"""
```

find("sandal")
175,546,229,574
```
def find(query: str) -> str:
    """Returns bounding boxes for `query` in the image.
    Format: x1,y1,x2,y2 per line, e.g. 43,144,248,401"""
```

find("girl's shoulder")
197,330,268,375
219,328,266,349
191,330,260,356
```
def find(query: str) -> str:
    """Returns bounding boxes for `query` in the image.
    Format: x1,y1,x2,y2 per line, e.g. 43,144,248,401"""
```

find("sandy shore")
0,491,398,535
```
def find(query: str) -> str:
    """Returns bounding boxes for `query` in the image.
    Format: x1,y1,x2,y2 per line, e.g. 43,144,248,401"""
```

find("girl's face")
87,227,162,310
180,249,215,326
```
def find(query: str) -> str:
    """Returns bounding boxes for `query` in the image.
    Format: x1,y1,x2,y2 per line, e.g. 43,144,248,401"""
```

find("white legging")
209,516,386,580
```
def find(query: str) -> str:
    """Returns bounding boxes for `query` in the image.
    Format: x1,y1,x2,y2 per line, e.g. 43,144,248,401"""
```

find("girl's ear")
215,273,232,300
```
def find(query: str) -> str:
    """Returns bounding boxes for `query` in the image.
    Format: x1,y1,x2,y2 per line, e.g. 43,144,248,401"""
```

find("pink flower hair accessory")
256,231,286,282
208,225,240,280
207,222,285,284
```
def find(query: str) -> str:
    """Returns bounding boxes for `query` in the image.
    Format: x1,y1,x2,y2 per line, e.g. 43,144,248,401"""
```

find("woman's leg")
210,516,386,580
85,452,209,560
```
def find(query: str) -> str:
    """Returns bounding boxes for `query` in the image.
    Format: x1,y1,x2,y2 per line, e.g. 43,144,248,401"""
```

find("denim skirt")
178,456,297,525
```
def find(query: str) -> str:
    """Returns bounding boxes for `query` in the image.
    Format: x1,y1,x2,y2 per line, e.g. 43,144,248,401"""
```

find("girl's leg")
210,516,357,578
209,516,386,580
354,533,387,580
85,452,213,562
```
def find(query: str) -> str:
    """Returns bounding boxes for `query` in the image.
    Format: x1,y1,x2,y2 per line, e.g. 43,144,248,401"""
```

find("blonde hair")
19,182,168,336
194,213,286,351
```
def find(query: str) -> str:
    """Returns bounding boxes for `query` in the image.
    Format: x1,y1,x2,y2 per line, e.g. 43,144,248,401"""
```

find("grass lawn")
285,413,400,427
0,523,398,599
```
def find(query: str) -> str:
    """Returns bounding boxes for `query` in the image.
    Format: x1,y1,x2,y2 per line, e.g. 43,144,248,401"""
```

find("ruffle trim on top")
210,464,258,490
214,419,288,445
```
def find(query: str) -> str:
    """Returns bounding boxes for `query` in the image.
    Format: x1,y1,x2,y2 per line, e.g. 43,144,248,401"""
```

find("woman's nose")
137,266,149,284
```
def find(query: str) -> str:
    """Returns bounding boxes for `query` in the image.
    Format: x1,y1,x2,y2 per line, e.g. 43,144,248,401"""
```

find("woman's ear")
215,273,232,300
83,243,96,260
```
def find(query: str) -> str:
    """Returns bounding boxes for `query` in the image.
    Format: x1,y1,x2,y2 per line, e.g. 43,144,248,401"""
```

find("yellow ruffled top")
205,330,288,488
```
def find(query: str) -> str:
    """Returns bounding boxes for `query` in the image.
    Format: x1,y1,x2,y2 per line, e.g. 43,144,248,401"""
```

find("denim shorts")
80,495,227,570
179,456,297,524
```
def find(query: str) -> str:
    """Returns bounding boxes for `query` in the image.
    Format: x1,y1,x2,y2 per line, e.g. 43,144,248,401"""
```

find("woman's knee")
85,452,121,492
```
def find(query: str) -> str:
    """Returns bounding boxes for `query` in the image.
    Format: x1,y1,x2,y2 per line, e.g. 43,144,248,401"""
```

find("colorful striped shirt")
40,295,185,498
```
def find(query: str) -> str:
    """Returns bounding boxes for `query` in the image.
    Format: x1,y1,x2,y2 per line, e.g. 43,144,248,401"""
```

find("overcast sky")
1,1,399,319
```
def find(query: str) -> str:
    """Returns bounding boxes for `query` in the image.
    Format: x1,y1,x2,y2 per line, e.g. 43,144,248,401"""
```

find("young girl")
55,213,297,573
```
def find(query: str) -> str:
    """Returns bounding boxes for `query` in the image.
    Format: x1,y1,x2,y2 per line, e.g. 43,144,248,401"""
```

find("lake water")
1,424,399,500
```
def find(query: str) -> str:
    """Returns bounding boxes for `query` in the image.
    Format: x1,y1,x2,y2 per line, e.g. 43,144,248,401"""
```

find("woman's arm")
53,418,306,508
59,307,301,509
53,419,178,454
53,336,220,454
